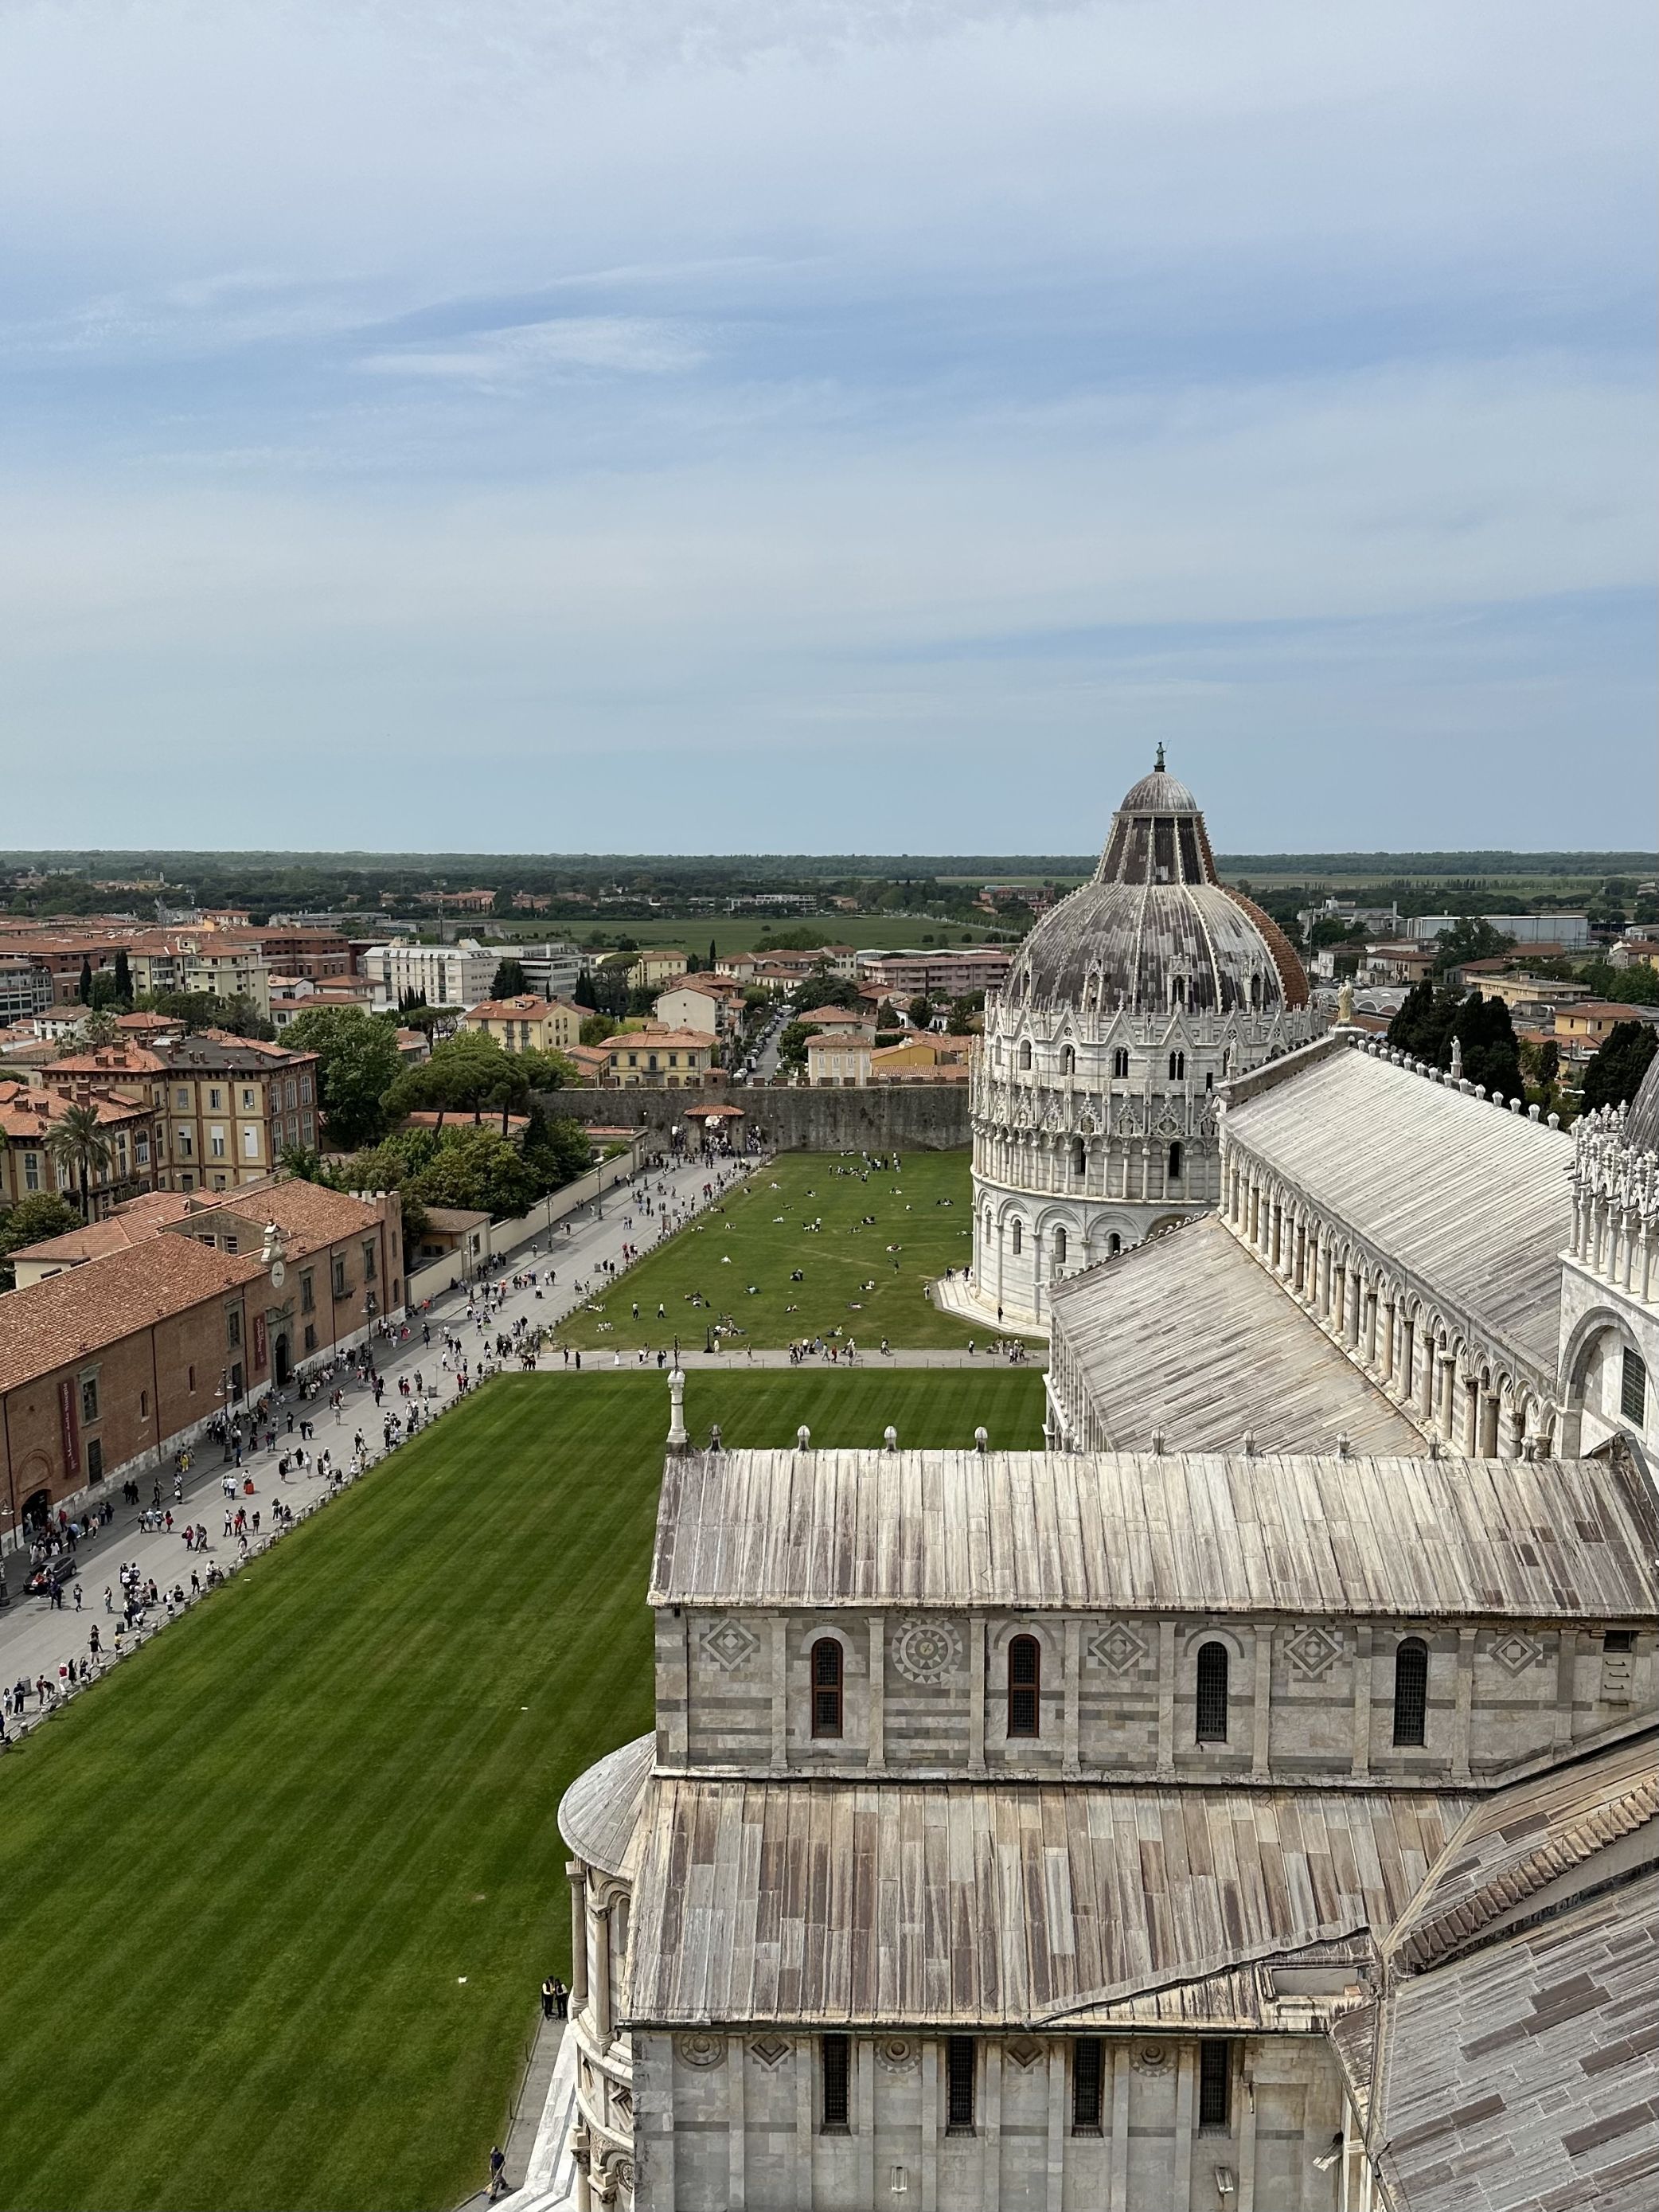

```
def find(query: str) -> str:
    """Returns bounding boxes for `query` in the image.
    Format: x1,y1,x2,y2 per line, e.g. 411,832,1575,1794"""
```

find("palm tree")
45,1104,115,1223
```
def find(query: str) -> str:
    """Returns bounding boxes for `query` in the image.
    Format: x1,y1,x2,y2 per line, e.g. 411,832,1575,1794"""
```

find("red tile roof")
0,1237,261,1394
9,1191,194,1265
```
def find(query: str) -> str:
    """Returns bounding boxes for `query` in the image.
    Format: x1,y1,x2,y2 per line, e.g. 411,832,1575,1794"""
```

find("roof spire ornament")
1154,742,1166,772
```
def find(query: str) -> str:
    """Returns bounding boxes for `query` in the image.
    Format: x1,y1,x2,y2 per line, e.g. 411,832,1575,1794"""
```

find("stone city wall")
535,1086,970,1153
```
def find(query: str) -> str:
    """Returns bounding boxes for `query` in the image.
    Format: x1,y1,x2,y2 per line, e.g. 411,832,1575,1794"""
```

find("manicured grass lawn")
487,916,1012,956
0,1366,1041,2212
554,1149,1015,1353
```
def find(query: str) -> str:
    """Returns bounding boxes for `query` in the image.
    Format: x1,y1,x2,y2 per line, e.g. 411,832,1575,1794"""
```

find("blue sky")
2,0,1653,854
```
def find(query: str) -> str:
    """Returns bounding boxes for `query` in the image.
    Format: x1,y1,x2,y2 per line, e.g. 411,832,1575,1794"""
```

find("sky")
1,0,1653,855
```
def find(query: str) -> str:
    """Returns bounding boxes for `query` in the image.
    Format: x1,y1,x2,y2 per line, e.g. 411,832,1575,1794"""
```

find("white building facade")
360,939,498,1010
968,755,1321,1327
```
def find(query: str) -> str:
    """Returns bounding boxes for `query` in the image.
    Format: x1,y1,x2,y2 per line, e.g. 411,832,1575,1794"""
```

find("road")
748,1003,790,1080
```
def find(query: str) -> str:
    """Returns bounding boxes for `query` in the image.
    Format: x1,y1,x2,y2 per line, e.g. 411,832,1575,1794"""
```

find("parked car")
25,1561,77,1599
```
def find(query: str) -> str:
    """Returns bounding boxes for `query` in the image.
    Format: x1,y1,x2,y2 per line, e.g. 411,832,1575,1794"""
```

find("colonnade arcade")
1220,1136,1558,1461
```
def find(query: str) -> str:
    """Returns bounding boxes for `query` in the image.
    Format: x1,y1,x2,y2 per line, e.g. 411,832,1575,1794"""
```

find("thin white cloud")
354,315,708,382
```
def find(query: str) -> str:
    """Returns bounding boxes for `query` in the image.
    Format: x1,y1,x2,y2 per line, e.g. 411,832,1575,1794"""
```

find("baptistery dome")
1004,746,1310,1018
960,749,1324,1335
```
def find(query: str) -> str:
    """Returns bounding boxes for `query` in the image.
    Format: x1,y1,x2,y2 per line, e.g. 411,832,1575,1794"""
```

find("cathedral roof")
1000,752,1310,1017
625,1776,1469,2029
1048,1214,1424,1455
1224,1039,1571,1378
1624,1046,1659,1155
557,1732,654,1878
650,1444,1658,1622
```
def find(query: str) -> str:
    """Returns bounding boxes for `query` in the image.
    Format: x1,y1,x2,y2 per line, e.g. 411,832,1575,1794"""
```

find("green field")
485,914,1017,956
0,1367,1041,2212
555,1150,1009,1352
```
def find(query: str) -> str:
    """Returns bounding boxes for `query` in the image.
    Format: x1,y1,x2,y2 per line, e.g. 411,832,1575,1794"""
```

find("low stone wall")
534,1085,970,1153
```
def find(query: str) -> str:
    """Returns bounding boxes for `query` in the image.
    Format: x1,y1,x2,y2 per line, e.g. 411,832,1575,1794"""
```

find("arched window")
1071,1136,1086,1178
1168,1141,1183,1183
1112,1047,1130,1079
1392,1638,1428,1747
1195,1642,1229,1743
1108,1233,1122,1256
1008,1635,1040,1736
1052,1227,1068,1267
1018,1040,1032,1071
1012,1221,1023,1256
810,1638,843,1739
1169,1050,1185,1081
1251,973,1263,1010
1060,1044,1075,1076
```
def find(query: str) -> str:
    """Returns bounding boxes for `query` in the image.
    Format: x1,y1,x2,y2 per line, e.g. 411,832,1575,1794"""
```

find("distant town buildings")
461,995,583,1056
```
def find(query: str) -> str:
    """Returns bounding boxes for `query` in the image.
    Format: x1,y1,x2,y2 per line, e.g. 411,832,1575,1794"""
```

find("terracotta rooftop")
605,1028,716,1051
8,1190,195,1266
172,1178,386,1259
464,995,580,1023
0,1237,261,1395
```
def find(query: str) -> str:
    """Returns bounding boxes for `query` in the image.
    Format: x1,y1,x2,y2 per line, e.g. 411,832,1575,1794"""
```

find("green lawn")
484,915,1015,956
0,1366,1041,2212
555,1149,1009,1352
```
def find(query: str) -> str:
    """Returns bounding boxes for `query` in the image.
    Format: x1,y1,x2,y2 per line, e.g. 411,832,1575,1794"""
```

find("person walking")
486,2144,508,2201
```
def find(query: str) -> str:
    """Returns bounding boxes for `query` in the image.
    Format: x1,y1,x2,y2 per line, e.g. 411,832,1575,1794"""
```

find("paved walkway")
455,2016,571,2212
931,1268,1050,1341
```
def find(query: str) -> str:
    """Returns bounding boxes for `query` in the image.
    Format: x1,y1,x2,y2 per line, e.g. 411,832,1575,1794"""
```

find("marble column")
567,1862,589,2011
591,1902,613,2046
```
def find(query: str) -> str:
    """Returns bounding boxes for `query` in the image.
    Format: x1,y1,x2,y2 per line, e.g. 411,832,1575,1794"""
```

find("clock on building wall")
269,1259,287,1290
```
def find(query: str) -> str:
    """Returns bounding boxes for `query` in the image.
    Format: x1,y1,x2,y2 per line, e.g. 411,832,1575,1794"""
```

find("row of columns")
1573,1188,1658,1302
1224,1153,1551,1458
974,1127,1218,1206
568,1858,627,2209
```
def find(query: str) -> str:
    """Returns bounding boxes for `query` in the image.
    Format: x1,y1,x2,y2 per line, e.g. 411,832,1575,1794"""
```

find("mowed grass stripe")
0,1366,1040,2212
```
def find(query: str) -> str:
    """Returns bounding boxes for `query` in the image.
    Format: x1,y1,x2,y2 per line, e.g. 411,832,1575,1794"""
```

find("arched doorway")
274,1332,292,1387
21,1488,51,1533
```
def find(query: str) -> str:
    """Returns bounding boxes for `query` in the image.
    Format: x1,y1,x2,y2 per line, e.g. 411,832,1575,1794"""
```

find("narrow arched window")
1173,976,1185,1006
1019,1040,1032,1071
1108,1233,1122,1256
811,1638,843,1739
1112,1047,1130,1079
1008,1635,1040,1736
1392,1638,1428,1747
1060,1044,1075,1076
1168,1141,1183,1182
1012,1221,1022,1256
1251,973,1263,1010
1072,1136,1086,1178
1053,1227,1068,1267
1169,1050,1185,1081
1196,1642,1228,1743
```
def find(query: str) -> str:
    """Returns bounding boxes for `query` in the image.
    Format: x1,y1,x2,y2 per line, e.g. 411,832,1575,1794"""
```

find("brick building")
0,1177,402,1541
